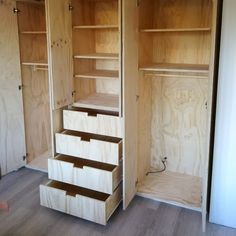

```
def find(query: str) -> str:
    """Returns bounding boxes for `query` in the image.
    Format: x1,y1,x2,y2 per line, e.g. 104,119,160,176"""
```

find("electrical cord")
146,157,167,176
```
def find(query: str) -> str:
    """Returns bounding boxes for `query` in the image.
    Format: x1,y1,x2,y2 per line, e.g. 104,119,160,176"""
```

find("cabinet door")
122,0,139,209
46,0,73,110
0,0,26,175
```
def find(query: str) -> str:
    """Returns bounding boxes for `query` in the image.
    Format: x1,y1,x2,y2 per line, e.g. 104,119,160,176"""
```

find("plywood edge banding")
140,28,211,33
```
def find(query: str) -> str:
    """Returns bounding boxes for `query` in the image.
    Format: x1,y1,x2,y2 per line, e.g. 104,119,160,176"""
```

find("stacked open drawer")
40,108,123,225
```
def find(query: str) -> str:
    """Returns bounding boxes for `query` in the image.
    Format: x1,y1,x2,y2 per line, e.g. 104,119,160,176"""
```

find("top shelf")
21,31,47,35
139,63,209,74
73,25,119,30
140,28,211,33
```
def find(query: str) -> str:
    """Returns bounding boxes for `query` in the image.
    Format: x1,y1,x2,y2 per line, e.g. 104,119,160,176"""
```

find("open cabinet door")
123,0,139,209
0,0,26,176
46,0,73,110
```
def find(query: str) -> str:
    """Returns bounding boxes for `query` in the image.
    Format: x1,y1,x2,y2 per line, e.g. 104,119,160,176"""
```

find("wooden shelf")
74,53,119,60
73,93,119,112
139,63,209,74
137,171,202,210
21,31,47,35
140,28,211,33
22,61,48,66
74,70,119,80
73,25,118,29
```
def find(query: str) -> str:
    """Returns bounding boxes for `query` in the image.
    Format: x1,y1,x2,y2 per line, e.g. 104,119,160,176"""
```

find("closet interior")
137,0,215,211
16,0,52,171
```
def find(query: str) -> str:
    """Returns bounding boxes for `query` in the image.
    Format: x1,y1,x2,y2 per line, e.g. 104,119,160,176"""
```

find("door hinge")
205,101,208,110
72,91,76,97
69,4,73,11
201,195,203,204
23,153,29,161
135,179,138,187
136,0,140,7
13,8,20,14
18,85,24,90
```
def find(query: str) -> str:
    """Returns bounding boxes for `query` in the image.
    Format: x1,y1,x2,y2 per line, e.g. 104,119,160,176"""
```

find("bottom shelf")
137,171,202,210
25,151,50,173
73,93,119,112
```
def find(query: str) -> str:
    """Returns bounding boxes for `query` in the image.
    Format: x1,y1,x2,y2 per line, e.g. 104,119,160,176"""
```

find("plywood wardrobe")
0,0,221,230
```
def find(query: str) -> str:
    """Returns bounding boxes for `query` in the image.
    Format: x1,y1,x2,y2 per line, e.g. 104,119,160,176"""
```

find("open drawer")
40,181,122,225
63,108,123,138
55,131,122,165
48,155,122,194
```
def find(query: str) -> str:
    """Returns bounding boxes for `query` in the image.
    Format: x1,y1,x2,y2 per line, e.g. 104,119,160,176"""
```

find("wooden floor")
0,168,235,236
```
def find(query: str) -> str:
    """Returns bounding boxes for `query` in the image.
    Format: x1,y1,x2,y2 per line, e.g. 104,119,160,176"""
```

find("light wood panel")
46,0,73,110
140,28,211,33
48,155,122,194
122,0,139,209
74,53,119,60
55,131,122,165
73,93,119,112
63,108,123,138
21,67,51,162
25,150,49,173
150,77,208,177
137,73,152,182
139,63,209,73
75,70,119,80
40,181,122,225
0,0,26,175
137,171,202,210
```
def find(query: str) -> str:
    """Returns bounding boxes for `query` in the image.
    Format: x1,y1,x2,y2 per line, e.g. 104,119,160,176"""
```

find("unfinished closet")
137,0,219,230
16,0,51,171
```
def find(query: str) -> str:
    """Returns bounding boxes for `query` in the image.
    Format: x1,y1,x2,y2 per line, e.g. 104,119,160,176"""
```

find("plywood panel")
63,109,123,138
122,0,139,209
137,171,202,210
40,181,122,225
55,131,122,165
137,73,152,182
150,76,208,177
21,67,51,162
46,0,73,109
48,155,122,194
0,0,26,175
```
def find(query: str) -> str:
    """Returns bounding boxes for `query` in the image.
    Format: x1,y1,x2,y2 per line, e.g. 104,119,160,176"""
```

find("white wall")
209,0,236,229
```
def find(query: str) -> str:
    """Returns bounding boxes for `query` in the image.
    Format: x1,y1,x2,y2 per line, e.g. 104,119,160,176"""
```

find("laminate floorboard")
0,168,235,236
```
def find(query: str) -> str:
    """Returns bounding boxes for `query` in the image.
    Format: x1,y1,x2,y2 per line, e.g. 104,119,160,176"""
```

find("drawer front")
48,156,122,194
40,181,122,225
63,110,123,138
55,133,122,165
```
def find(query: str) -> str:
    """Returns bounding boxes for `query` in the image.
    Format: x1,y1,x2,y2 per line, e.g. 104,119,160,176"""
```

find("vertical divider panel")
122,0,139,209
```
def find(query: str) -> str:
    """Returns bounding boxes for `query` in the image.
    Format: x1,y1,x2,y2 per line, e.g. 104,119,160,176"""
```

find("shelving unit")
137,0,217,227
71,0,121,114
